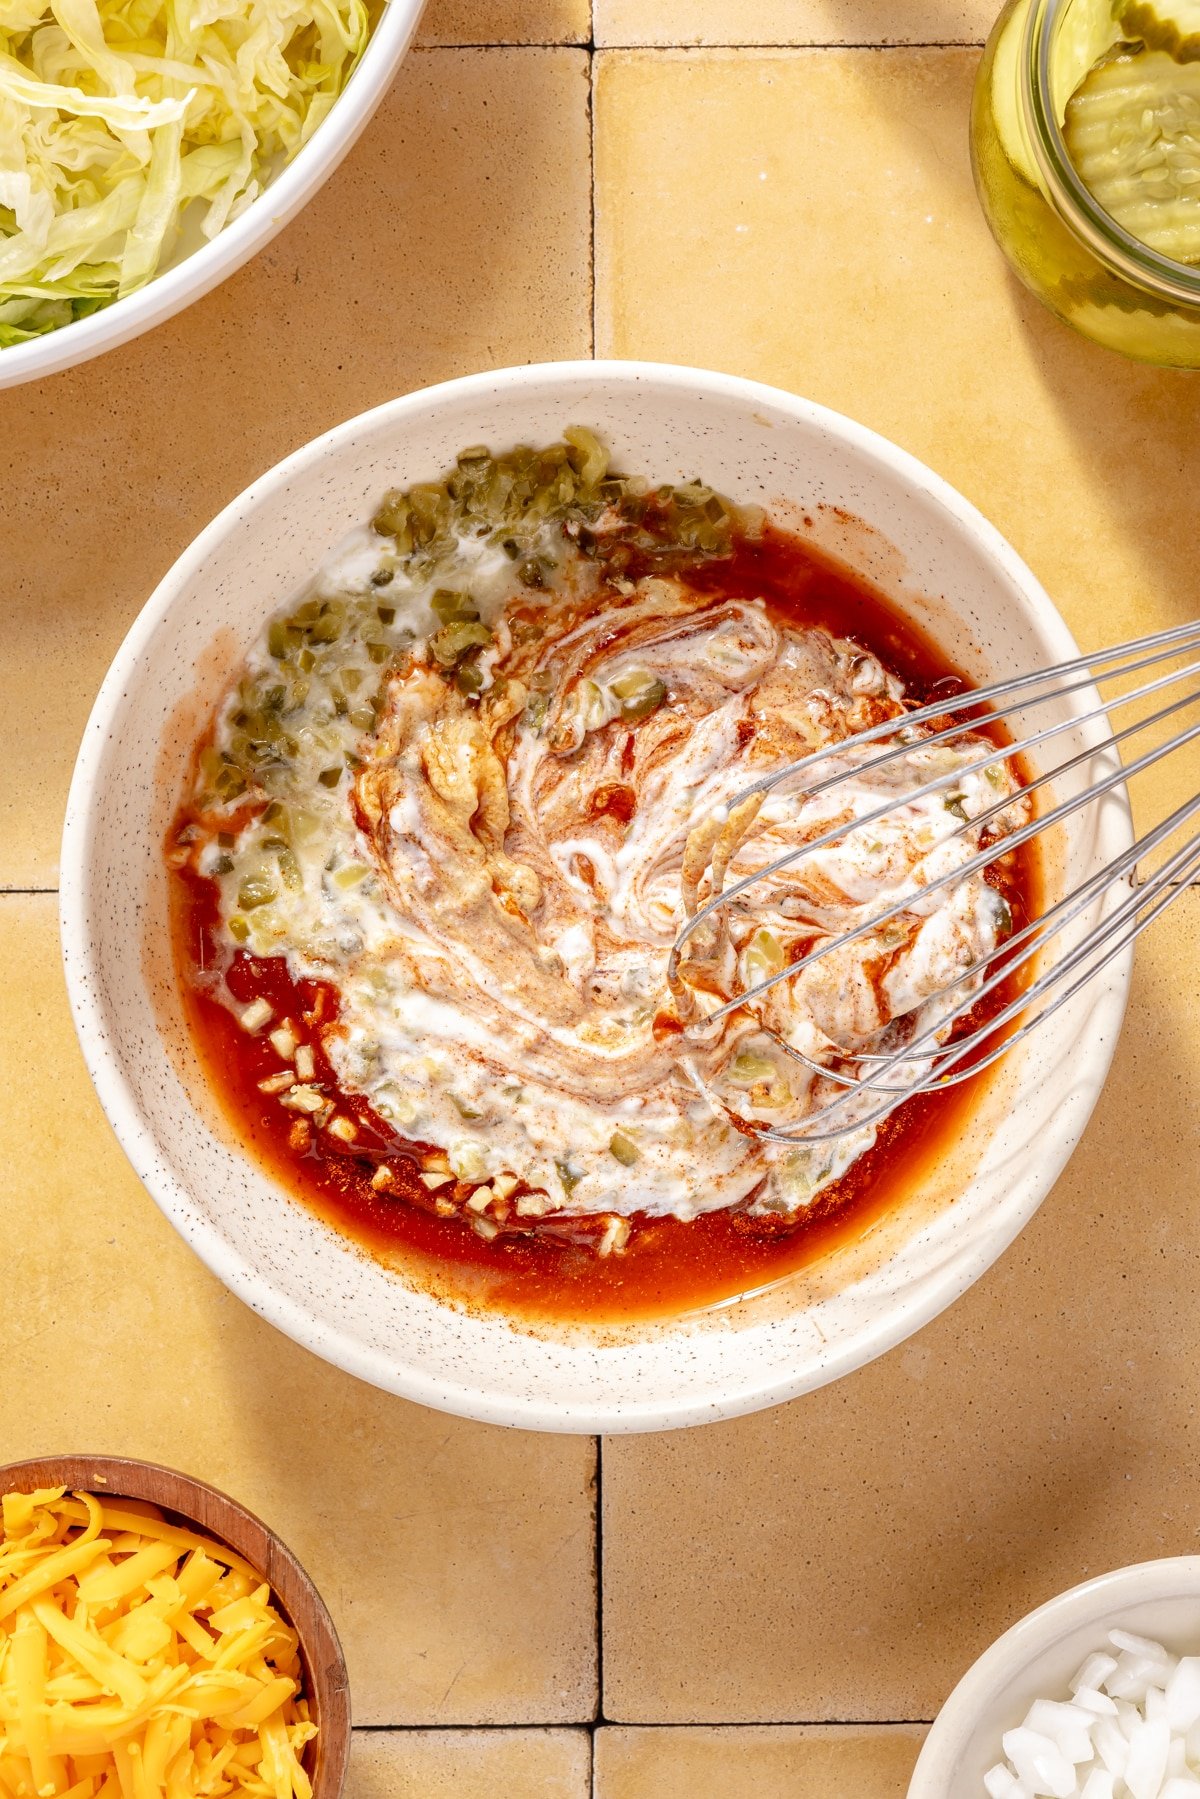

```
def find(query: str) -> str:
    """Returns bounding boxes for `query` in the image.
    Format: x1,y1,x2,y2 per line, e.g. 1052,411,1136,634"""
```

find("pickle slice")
991,0,1122,186
1119,0,1200,60
991,1,1041,184
1065,47,1200,259
1050,0,1126,119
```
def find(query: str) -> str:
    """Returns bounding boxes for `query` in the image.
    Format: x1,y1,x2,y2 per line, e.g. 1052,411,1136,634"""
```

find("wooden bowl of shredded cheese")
0,1456,349,1799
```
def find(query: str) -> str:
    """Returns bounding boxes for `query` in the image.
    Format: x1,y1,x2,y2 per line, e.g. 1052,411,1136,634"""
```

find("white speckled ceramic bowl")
0,0,425,391
60,360,1132,1432
908,1558,1200,1795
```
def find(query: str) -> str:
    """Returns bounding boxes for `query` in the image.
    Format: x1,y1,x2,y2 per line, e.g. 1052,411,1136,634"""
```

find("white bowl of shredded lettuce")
0,0,424,388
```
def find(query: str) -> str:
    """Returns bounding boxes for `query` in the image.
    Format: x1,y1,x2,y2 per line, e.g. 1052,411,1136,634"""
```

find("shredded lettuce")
0,0,371,345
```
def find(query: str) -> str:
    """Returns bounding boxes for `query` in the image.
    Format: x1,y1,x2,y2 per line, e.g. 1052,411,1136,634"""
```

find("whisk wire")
684,695,1200,1033
713,618,1200,811
673,618,1200,1148
670,641,1200,997
849,781,1200,1072
731,817,1200,1148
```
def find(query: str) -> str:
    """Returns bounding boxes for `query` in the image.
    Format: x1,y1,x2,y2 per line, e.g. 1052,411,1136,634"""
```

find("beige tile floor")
593,0,995,47
593,1726,927,1796
351,1728,592,1796
420,0,589,44
4,3,1199,1793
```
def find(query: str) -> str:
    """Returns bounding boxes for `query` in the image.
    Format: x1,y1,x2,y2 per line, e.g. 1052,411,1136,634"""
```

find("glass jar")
972,0,1200,365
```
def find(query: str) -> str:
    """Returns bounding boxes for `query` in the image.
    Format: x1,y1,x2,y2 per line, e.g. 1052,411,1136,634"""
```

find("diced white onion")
988,1626,1200,1798
1074,1656,1120,1695
1125,1718,1170,1799
1167,1661,1200,1734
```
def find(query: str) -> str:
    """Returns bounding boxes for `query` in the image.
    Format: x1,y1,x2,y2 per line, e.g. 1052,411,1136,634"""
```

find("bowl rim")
0,1453,350,1799
58,357,1134,1432
0,0,426,392
906,1554,1200,1794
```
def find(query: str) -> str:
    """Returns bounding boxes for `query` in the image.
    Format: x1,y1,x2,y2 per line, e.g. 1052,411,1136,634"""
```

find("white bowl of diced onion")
909,1557,1200,1798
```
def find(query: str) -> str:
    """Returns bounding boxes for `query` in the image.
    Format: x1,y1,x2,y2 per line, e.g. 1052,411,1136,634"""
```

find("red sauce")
172,522,1039,1324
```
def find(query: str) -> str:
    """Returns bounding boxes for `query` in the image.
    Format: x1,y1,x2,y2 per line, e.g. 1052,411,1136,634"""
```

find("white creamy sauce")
193,520,1026,1227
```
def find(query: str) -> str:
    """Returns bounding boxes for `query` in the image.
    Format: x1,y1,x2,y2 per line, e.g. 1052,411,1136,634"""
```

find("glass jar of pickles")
973,0,1200,364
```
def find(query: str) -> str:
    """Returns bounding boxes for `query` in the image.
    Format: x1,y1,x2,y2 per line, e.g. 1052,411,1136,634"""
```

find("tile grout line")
594,1434,605,1724
350,1721,600,1733
412,39,592,50
351,1722,587,1733
348,1718,934,1733
588,32,597,360
589,38,986,52
412,35,984,52
348,1718,934,1732
585,1717,936,1729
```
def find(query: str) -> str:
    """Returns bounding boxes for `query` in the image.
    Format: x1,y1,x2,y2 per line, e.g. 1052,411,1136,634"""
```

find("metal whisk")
667,620,1200,1147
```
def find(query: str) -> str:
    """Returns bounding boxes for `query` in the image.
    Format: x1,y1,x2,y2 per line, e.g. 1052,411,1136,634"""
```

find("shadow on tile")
990,267,1200,630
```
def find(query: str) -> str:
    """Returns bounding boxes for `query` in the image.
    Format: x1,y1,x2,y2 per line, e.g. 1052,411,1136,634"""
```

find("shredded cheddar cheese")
0,1488,316,1799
